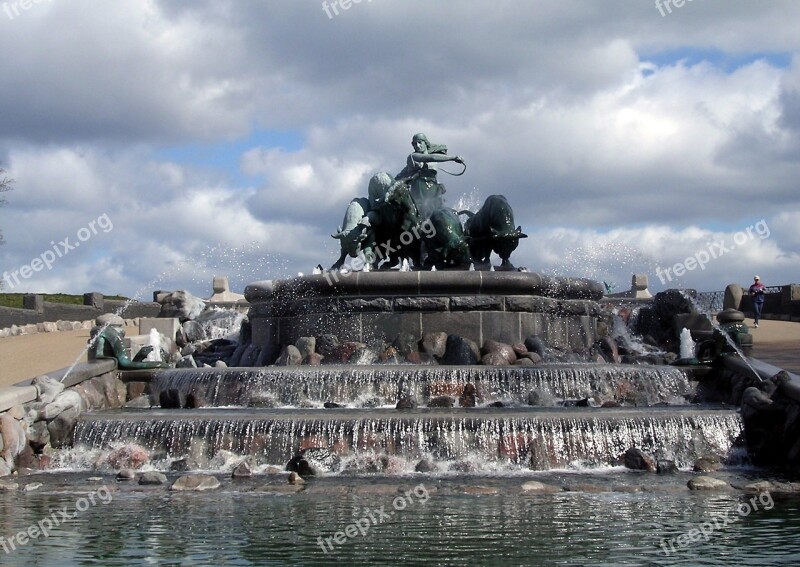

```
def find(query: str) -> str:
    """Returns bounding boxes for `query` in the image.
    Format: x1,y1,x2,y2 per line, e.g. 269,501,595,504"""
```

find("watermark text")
2,213,114,290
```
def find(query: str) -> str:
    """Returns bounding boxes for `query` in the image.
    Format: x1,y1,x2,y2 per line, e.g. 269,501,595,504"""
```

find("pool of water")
2,472,799,566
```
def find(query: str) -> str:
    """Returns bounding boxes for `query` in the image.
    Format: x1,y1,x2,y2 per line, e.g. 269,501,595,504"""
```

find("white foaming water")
146,328,162,362
679,328,696,359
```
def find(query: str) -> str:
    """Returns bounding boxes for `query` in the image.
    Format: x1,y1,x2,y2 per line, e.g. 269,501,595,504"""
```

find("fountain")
60,131,746,478
7,134,792,565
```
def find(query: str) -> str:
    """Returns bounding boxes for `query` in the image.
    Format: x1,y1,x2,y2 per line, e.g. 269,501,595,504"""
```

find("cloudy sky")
1,0,798,300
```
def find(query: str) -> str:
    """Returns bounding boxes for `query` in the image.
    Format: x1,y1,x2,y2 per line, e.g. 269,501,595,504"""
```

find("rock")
158,290,206,321
601,401,620,408
170,474,221,492
415,459,439,473
170,459,189,472
232,461,253,478
512,343,528,357
315,334,340,356
159,389,184,409
324,402,343,409
215,360,228,368
514,358,534,367
139,472,168,485
304,353,324,366
116,469,136,481
528,437,552,470
287,471,305,485
481,352,510,366
182,320,206,342
32,375,65,404
527,390,545,406
185,391,205,409
0,415,27,462
42,390,82,420
392,332,419,355
687,476,729,491
176,355,198,369
295,337,316,360
596,337,620,363
693,457,723,473
396,395,417,409
106,444,150,470
286,448,342,476
520,352,543,364
325,342,359,364
125,395,153,409
349,346,379,365
521,481,561,493
741,387,774,413
428,396,455,408
15,444,36,470
743,481,774,494
523,335,547,357
47,406,80,448
239,344,260,367
228,344,247,367
486,401,504,408
420,332,448,357
28,421,50,452
459,384,477,408
482,340,517,364
441,335,479,365
623,448,656,472
657,460,679,474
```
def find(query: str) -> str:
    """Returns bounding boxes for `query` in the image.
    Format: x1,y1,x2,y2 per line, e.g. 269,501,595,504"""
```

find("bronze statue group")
331,134,527,272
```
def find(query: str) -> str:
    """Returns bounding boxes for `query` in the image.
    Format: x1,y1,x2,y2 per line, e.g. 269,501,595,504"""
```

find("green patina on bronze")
91,324,169,370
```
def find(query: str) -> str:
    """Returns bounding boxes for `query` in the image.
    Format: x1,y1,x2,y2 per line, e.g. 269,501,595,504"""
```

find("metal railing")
695,285,785,314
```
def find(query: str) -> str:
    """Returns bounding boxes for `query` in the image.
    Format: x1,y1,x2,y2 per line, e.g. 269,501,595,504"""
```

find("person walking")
749,275,766,327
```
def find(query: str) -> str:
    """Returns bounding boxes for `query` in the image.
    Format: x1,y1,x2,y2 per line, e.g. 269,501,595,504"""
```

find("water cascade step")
149,364,693,408
69,406,743,474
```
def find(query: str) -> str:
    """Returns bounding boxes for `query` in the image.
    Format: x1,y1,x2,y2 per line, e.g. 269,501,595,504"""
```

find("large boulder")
42,390,83,420
158,290,206,321
286,448,342,476
622,447,656,472
105,444,151,470
275,345,302,367
440,335,479,365
32,375,65,404
171,474,221,492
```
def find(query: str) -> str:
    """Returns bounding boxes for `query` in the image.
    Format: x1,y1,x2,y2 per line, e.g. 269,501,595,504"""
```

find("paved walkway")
0,328,92,386
0,319,798,388
747,319,800,375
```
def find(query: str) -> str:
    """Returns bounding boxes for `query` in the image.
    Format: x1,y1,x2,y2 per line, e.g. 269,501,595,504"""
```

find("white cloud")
2,0,800,297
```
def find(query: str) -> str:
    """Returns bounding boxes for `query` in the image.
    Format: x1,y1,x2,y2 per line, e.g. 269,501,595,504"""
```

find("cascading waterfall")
149,364,692,408
67,408,743,473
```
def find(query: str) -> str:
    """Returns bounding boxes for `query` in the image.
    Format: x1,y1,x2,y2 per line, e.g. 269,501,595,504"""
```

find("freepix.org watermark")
1,485,113,555
660,490,774,555
324,218,436,285
2,0,52,21
655,219,770,285
317,483,430,554
322,0,373,19
655,0,694,17
2,213,114,290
